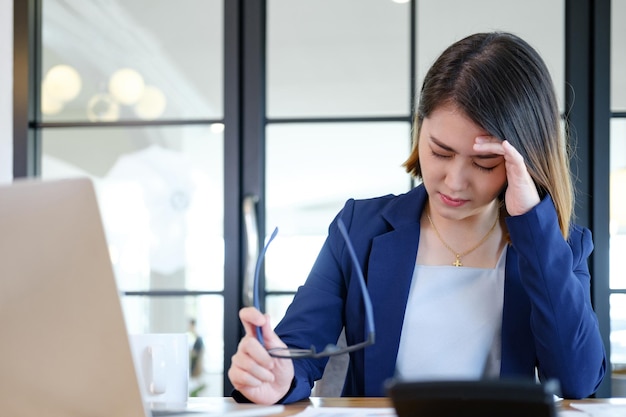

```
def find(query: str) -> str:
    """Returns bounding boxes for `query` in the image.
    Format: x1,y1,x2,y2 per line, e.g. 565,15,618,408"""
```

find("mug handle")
147,344,167,394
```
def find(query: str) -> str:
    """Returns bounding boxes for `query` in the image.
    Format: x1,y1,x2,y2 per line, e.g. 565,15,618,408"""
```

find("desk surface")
272,397,393,416
195,396,626,416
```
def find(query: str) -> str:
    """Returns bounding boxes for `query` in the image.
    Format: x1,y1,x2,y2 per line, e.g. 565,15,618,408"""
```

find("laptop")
386,378,559,417
0,177,282,417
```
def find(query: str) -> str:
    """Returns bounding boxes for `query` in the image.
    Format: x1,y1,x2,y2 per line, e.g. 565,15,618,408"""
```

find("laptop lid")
0,177,148,417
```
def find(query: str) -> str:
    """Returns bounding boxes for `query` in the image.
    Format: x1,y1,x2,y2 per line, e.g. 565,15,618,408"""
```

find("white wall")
0,0,13,183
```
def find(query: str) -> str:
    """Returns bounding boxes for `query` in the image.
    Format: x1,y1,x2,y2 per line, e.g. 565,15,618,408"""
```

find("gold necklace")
426,209,499,267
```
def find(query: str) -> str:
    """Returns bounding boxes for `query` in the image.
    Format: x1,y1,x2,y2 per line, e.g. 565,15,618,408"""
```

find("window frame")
13,0,614,397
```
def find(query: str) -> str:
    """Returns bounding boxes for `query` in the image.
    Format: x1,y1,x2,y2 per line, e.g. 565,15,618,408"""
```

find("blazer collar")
380,184,428,229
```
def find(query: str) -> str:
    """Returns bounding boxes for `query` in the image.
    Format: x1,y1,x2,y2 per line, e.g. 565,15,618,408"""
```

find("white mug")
129,333,189,406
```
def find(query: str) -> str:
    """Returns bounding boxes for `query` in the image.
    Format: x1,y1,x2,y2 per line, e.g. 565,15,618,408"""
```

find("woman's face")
418,103,507,221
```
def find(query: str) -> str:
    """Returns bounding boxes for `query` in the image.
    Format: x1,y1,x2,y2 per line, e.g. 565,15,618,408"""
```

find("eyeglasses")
253,219,375,359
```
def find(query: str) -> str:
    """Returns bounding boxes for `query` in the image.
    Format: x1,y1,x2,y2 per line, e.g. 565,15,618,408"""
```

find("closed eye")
432,150,497,172
473,162,496,172
430,150,452,159
472,154,503,173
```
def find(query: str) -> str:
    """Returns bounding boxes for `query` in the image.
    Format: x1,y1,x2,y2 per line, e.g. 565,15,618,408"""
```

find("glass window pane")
611,118,626,290
266,294,297,328
41,0,223,122
121,295,224,397
265,122,411,291
40,125,224,291
611,294,626,367
267,0,411,118
612,0,626,112
416,0,565,113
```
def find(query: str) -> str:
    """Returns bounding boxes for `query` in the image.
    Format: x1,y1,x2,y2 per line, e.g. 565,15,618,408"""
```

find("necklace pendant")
426,209,499,269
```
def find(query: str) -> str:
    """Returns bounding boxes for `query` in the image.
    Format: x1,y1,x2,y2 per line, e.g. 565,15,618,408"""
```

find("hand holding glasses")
252,219,375,359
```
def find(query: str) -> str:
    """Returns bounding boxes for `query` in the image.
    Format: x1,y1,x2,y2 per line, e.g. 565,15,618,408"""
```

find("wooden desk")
560,397,626,410
272,397,393,416
199,396,626,416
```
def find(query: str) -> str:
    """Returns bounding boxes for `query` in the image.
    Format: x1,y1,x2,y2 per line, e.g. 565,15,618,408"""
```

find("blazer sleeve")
273,201,358,403
505,196,606,398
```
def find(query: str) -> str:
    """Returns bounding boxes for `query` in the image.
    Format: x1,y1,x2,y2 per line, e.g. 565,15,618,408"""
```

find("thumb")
259,314,287,350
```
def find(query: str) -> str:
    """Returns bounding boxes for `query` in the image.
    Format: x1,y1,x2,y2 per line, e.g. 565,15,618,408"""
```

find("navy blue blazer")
274,184,606,402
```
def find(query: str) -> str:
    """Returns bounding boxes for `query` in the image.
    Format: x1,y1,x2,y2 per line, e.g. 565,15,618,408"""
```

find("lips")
439,192,468,207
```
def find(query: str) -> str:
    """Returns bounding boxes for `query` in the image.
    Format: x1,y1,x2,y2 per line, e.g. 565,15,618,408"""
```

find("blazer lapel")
363,187,426,395
500,246,534,377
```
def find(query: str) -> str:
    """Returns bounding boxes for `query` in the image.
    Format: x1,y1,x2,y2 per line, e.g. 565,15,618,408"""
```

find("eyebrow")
430,136,501,160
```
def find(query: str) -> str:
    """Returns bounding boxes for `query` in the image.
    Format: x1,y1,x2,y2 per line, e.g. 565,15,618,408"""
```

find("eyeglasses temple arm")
253,226,279,346
336,219,375,341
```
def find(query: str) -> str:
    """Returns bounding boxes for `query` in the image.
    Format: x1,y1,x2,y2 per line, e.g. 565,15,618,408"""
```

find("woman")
228,32,606,405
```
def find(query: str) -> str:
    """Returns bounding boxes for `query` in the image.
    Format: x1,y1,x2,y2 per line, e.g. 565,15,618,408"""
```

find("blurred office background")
3,0,625,397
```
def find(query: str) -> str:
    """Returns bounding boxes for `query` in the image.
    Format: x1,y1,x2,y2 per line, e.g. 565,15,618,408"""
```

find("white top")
395,246,507,381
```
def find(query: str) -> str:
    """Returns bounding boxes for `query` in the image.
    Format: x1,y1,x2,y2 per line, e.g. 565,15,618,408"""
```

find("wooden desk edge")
216,396,626,416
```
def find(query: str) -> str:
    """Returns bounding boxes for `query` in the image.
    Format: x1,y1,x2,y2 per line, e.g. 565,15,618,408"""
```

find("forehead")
420,103,489,141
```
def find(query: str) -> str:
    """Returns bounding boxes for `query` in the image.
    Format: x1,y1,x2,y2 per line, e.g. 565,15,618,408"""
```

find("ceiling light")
42,64,82,102
134,85,167,120
108,68,145,105
41,94,64,115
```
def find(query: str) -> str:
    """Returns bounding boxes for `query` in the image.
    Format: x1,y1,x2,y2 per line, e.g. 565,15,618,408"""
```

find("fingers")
474,137,523,160
239,307,267,337
501,140,527,171
229,309,277,395
259,316,289,351
474,137,527,173
229,336,276,387
228,307,295,405
474,137,540,215
473,136,506,157
239,307,288,350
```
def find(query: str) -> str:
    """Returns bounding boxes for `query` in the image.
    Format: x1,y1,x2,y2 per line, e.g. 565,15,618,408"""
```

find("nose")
444,159,469,191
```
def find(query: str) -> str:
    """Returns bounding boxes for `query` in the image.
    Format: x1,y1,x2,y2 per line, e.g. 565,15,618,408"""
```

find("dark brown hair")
403,32,573,238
